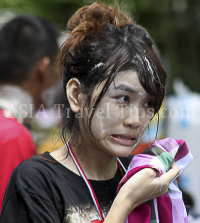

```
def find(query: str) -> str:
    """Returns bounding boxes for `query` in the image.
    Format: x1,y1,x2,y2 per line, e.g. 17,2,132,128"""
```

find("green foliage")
1,0,200,93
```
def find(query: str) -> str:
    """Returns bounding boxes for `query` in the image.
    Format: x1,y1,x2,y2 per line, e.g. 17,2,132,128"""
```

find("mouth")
110,134,137,146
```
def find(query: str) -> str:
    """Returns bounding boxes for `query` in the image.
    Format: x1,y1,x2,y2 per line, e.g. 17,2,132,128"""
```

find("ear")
66,78,84,113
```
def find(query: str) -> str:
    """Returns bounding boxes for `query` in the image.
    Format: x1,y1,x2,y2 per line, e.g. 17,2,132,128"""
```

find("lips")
110,134,136,146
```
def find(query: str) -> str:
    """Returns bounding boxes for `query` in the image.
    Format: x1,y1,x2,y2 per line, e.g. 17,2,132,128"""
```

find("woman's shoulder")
2,153,66,219
2,152,56,204
10,152,57,186
10,149,78,189
19,152,55,170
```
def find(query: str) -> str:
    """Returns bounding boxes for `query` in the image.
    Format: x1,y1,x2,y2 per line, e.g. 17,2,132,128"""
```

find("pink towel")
117,138,193,223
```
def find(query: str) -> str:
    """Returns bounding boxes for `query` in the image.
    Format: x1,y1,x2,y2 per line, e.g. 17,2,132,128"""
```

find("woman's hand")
104,162,179,223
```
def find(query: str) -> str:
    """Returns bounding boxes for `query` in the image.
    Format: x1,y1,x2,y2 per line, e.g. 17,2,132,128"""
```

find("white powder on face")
99,117,106,134
132,120,150,151
138,91,144,96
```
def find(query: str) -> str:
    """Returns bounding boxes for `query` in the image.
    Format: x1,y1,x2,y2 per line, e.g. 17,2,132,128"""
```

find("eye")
144,99,155,108
116,95,130,103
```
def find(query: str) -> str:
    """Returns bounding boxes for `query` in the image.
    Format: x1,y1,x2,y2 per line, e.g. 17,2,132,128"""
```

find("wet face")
77,70,155,157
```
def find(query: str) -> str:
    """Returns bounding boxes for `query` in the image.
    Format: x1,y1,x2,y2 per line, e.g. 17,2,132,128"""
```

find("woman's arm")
104,163,179,223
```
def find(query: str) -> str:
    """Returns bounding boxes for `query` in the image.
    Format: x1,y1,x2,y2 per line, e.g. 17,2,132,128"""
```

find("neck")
69,133,118,181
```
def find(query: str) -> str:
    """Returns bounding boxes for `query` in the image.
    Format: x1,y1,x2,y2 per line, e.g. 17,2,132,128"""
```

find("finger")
158,162,179,184
168,162,180,179
171,162,179,172
140,168,157,178
169,162,180,182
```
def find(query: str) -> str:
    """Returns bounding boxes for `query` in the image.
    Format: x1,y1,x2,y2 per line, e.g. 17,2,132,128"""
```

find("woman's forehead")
109,70,145,92
114,70,139,81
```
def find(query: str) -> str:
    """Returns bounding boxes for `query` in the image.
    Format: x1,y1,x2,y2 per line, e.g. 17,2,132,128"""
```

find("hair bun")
68,2,132,32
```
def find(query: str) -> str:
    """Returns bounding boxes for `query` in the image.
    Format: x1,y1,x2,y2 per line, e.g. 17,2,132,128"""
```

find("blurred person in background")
0,14,59,212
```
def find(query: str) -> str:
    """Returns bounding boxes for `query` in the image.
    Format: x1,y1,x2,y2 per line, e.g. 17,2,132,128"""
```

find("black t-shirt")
1,152,132,223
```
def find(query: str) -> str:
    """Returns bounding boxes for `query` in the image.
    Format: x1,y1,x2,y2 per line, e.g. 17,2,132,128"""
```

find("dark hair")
58,2,167,141
0,15,59,84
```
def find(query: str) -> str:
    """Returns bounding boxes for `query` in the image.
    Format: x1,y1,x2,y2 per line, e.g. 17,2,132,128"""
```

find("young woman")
0,2,179,223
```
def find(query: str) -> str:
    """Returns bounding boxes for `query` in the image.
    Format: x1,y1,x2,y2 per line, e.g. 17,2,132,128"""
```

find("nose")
123,107,141,129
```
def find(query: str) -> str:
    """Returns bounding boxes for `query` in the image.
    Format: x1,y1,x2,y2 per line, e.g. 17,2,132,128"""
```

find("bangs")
111,47,167,114
137,52,166,113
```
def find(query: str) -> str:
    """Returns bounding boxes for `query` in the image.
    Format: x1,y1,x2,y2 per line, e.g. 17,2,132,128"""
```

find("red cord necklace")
66,140,126,222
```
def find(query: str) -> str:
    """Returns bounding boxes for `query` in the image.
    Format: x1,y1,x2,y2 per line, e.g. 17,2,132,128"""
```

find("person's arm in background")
0,120,36,212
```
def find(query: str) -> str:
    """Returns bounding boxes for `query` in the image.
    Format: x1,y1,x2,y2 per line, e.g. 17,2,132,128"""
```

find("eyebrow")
114,84,138,93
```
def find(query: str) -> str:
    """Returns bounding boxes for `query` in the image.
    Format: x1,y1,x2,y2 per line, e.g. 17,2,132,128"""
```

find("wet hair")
0,15,59,84
58,2,167,141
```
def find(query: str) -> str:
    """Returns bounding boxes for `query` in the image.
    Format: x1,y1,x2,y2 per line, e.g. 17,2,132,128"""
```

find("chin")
118,151,133,157
112,145,133,157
